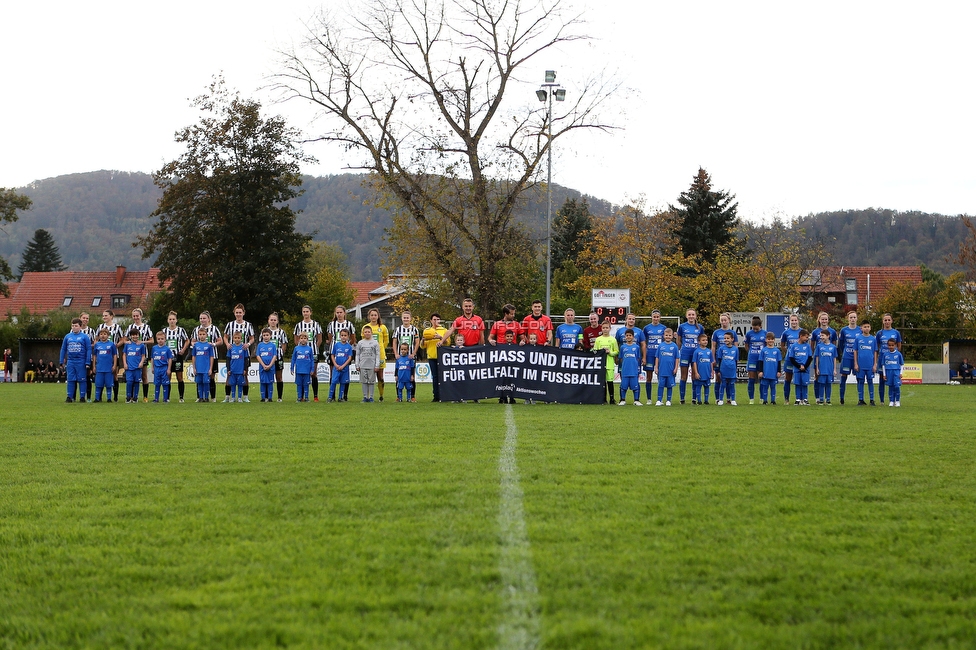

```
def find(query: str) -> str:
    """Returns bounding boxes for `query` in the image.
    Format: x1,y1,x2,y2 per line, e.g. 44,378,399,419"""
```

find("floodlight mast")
537,70,565,318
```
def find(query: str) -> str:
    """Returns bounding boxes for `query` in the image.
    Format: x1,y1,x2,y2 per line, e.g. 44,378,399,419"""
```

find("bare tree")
276,0,616,315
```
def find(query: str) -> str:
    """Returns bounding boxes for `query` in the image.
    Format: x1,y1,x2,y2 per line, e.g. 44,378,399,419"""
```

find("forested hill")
3,170,969,280
3,171,613,280
794,209,968,276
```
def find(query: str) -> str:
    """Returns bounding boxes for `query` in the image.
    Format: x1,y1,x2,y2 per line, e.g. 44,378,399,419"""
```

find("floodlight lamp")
536,89,548,102
545,70,556,83
554,89,566,101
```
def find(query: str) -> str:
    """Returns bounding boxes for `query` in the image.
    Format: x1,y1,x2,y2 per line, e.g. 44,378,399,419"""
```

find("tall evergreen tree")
137,78,313,318
17,229,66,278
670,168,739,263
551,198,593,270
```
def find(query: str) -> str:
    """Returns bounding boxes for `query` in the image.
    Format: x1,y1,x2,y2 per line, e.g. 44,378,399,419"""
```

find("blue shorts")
856,369,874,381
679,348,695,367
658,375,675,388
816,374,833,384
644,350,658,371
154,371,170,385
747,354,761,372
839,357,855,374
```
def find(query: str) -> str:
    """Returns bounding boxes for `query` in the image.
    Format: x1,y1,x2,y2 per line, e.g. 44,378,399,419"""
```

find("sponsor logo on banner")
731,313,763,346
902,364,923,384
591,288,631,308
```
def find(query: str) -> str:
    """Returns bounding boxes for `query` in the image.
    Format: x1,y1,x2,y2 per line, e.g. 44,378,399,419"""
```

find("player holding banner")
555,308,583,349
441,298,486,348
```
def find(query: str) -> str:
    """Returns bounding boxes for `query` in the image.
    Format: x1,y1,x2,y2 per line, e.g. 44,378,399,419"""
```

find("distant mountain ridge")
2,170,967,280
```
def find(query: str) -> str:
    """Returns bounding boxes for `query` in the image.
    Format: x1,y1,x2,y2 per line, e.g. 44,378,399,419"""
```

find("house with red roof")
0,266,167,318
799,265,923,311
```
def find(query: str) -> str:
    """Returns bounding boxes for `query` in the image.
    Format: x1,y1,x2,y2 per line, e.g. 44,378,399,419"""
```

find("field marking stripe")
498,405,540,650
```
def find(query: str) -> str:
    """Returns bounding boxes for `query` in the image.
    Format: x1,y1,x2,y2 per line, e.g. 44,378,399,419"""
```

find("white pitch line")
498,405,540,650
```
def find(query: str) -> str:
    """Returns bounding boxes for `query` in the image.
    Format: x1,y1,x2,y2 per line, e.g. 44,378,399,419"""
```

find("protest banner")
438,344,606,403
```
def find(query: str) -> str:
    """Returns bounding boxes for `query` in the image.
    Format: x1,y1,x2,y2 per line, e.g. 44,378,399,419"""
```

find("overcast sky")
3,0,974,220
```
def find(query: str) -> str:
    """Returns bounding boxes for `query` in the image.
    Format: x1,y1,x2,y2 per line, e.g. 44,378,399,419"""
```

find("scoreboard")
594,306,627,324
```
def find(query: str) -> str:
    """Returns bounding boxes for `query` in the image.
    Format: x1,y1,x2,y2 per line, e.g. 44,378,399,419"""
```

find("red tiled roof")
816,266,923,306
0,267,168,317
348,281,385,307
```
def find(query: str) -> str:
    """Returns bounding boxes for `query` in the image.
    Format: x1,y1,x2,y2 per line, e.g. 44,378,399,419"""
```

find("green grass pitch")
1,382,975,649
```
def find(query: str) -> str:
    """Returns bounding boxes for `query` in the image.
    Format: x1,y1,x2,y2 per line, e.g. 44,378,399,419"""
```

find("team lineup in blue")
59,296,907,408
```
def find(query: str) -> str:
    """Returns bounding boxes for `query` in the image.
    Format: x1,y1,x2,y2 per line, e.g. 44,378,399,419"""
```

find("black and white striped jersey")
95,323,124,345
391,325,420,354
163,326,190,356
294,320,323,355
81,326,96,342
224,320,255,349
327,320,356,351
126,322,153,343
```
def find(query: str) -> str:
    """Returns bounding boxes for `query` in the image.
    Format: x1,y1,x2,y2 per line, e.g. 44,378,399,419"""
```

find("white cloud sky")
2,0,974,219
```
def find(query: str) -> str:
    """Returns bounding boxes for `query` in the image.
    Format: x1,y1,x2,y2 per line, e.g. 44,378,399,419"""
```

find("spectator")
2,348,12,382
960,358,973,382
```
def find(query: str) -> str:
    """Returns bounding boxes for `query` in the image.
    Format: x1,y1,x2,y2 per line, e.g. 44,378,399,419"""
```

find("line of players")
58,303,375,404
588,309,905,407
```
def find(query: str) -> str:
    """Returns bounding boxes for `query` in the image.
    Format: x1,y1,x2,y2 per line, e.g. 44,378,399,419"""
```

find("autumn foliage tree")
572,201,833,326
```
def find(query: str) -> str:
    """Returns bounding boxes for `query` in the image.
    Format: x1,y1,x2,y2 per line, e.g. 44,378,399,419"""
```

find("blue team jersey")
123,342,146,370
332,342,353,369
881,349,904,374
692,347,713,380
228,344,248,374
555,323,583,349
256,341,278,367
744,329,767,358
93,340,118,373
676,323,704,353
615,327,645,348
396,356,415,383
192,341,215,374
291,345,314,375
151,344,174,371
838,326,860,359
642,323,667,363
876,328,902,351
788,342,813,371
619,342,641,377
61,332,92,365
656,342,679,378
759,347,782,377
780,327,801,349
816,343,837,376
717,344,739,377
855,333,878,370
811,327,837,348
711,328,737,351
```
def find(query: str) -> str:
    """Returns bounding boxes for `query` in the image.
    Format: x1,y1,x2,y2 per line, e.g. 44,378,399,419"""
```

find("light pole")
537,70,566,318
